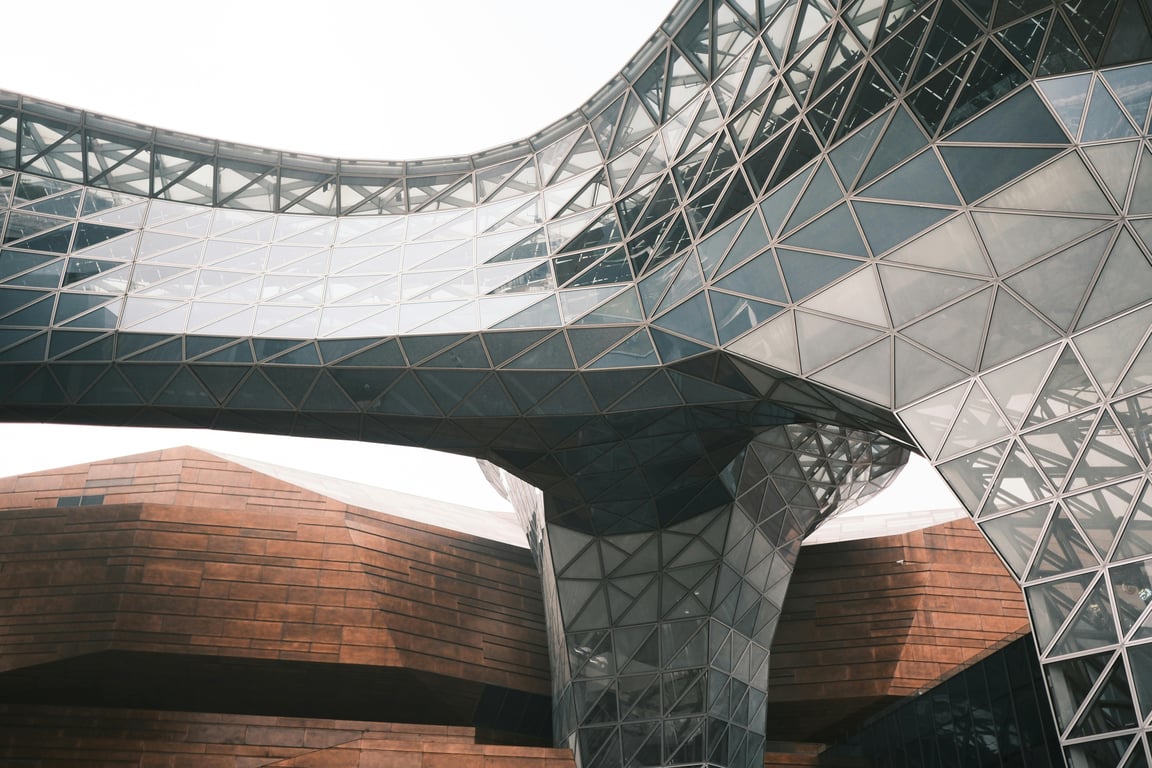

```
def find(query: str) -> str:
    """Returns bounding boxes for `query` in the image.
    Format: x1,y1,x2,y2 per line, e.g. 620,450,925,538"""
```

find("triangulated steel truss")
2,1,1152,766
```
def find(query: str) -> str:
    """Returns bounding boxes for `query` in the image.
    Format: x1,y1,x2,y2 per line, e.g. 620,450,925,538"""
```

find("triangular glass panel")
590,329,659,369
981,151,1115,214
795,312,884,372
942,145,1062,205
498,371,571,413
494,295,561,329
1052,576,1118,655
982,344,1061,428
1029,506,1100,580
942,42,1029,134
1101,0,1152,67
938,439,1007,519
777,247,863,300
996,12,1048,76
949,85,1069,144
635,52,667,122
982,288,1061,370
259,366,317,407
1026,345,1099,426
783,162,842,231
879,264,983,327
902,287,994,371
697,212,749,278
1084,141,1140,207
1079,229,1152,330
1117,323,1152,397
941,382,1012,459
810,337,893,407
1067,412,1144,491
190,365,248,402
576,288,643,325
770,121,821,188
228,371,293,411
328,368,400,409
652,294,717,346
860,108,926,186
981,504,1052,580
77,367,142,406
675,3,712,79
1007,229,1114,331
656,256,704,315
854,202,952,256
1083,79,1139,141
1115,482,1152,562
1026,572,1094,651
1041,71,1092,135
701,173,754,236
1037,14,1091,76
1063,0,1118,58
302,371,359,412
420,336,489,369
567,249,633,289
638,254,685,316
828,109,889,190
757,164,813,234
835,63,896,142
1126,642,1152,727
801,266,887,326
1103,62,1152,129
1067,479,1142,560
860,149,958,205
894,338,968,408
715,252,787,302
1070,656,1138,738
506,334,576,370
1129,149,1152,216
908,47,979,133
1022,411,1097,490
154,367,217,407
980,440,1053,517
568,327,636,366
330,338,404,368
883,214,991,275
726,309,799,374
371,373,442,417
973,211,1107,275
549,526,595,574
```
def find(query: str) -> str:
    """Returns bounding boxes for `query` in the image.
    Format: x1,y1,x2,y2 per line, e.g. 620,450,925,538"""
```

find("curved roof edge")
0,1,691,216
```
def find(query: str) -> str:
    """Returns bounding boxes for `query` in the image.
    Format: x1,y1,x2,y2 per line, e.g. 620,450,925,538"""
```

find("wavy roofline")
0,1,691,182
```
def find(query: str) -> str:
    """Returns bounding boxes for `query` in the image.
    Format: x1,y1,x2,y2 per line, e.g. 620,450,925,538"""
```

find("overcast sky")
0,1,961,521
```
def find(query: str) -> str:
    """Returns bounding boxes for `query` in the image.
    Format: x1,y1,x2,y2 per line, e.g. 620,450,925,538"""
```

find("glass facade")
485,425,905,767
832,636,1067,768
2,0,1152,766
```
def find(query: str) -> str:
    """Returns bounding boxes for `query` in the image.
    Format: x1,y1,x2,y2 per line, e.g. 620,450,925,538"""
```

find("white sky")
0,0,962,523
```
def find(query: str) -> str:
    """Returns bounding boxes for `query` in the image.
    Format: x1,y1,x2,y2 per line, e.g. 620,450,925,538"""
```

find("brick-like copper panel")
0,447,549,700
0,703,577,767
0,448,1028,760
765,520,1029,742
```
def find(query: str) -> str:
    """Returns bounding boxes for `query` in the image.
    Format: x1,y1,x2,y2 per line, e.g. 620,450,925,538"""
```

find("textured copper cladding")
0,449,1028,764
765,519,1030,743
0,447,549,700
0,705,577,767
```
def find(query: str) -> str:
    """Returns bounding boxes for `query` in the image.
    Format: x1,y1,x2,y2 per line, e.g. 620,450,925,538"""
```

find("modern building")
1,0,1152,766
0,447,1050,767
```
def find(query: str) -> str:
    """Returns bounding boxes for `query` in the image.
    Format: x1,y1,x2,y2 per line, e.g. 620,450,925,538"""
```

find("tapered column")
485,424,906,768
